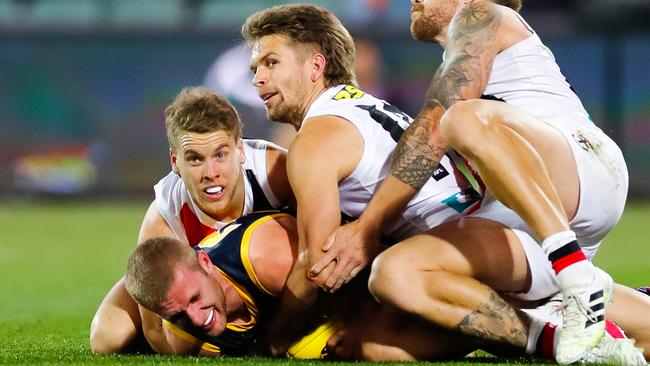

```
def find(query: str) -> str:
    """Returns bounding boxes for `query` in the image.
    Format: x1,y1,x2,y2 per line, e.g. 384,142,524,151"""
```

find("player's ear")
310,53,326,83
196,250,212,271
170,148,180,175
237,138,245,165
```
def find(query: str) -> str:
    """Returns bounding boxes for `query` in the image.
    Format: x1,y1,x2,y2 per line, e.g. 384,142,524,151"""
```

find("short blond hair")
493,0,522,11
124,236,199,311
242,3,357,87
164,87,243,151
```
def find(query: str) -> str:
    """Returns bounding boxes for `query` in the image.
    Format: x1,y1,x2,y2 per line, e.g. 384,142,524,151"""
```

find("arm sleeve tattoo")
391,3,501,190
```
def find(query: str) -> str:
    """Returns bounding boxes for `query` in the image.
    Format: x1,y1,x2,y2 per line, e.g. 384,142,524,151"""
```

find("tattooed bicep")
448,2,502,46
440,2,502,99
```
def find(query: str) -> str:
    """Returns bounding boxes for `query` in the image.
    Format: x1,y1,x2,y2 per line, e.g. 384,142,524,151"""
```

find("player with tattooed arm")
316,0,637,363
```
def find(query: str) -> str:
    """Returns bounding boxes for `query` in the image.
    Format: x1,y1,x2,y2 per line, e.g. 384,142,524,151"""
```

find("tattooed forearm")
390,107,447,190
390,3,501,189
453,291,529,348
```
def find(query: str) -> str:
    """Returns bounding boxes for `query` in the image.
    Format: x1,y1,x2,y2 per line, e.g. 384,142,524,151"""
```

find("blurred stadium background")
1,0,650,200
0,1,649,364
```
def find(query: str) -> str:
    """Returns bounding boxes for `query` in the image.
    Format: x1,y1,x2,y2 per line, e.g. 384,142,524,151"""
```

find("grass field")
0,200,648,365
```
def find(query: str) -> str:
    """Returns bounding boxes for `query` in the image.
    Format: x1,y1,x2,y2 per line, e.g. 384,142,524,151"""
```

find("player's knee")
368,250,411,309
441,100,498,157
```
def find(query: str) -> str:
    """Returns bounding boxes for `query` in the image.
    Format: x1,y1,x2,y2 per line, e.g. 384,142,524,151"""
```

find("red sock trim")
552,250,587,274
605,320,626,339
538,323,557,360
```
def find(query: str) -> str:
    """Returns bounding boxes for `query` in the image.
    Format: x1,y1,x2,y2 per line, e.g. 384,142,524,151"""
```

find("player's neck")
293,82,327,130
214,272,249,324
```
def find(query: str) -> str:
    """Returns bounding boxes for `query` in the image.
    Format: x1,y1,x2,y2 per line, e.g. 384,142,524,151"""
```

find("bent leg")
89,277,149,354
607,284,650,360
369,217,532,350
441,100,615,362
360,306,477,361
441,99,578,240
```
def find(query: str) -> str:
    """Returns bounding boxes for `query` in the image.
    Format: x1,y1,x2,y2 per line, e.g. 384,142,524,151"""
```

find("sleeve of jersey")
242,139,284,208
162,319,221,355
153,172,189,242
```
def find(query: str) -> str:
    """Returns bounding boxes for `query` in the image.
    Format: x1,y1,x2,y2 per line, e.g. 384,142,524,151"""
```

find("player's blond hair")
241,3,357,88
493,0,522,12
124,236,200,311
164,86,243,152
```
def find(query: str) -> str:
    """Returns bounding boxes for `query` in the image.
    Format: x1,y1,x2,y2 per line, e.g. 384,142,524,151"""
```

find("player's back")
484,11,596,131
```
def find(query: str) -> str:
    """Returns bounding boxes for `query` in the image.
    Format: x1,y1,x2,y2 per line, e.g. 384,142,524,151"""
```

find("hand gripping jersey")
303,85,483,241
162,211,287,356
154,139,286,246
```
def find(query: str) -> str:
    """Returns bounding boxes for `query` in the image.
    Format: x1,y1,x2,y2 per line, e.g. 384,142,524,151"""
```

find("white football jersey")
303,85,482,241
483,19,599,133
154,138,285,246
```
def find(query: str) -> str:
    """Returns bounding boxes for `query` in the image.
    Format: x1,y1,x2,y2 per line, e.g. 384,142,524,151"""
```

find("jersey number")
356,102,411,143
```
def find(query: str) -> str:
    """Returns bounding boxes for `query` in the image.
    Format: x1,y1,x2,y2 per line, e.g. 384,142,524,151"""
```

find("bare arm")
265,144,296,208
136,201,178,354
373,2,501,223
313,3,504,291
265,116,363,355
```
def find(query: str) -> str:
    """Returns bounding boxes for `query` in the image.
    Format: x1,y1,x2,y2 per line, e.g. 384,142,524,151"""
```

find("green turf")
0,200,647,365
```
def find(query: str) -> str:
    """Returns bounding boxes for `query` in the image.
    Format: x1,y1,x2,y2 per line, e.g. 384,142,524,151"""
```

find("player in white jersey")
89,87,293,355
315,0,638,364
153,138,286,246
242,4,491,355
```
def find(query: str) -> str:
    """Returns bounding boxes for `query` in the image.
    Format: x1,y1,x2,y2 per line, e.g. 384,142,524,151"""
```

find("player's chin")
205,319,227,338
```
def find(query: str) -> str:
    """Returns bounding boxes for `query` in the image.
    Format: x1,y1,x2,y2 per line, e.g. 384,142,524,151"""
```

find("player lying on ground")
89,87,293,354
124,211,647,364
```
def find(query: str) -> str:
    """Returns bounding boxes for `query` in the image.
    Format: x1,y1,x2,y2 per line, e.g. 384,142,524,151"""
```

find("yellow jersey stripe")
240,213,291,297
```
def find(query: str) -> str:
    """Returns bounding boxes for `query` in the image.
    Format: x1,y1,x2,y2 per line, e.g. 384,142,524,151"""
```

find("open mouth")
205,186,223,195
260,92,278,105
203,307,215,329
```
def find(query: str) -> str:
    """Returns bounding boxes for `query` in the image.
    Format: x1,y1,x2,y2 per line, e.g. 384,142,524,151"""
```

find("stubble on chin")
411,16,441,43
267,105,304,126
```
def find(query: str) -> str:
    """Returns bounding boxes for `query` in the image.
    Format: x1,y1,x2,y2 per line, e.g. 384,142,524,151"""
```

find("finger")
348,265,363,282
323,258,346,291
309,249,339,278
322,231,336,252
313,263,335,289
328,260,355,293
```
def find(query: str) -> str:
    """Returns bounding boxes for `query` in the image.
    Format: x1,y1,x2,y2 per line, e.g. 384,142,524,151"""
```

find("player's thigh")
383,217,530,293
90,277,142,350
448,99,579,218
360,306,476,361
607,284,650,352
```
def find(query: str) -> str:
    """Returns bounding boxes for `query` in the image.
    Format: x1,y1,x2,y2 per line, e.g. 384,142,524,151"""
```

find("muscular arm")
311,3,507,292
136,201,179,355
265,116,363,354
359,2,503,231
90,200,177,354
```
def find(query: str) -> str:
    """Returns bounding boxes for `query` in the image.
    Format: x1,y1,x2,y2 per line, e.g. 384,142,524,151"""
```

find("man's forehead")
178,131,235,151
251,34,293,58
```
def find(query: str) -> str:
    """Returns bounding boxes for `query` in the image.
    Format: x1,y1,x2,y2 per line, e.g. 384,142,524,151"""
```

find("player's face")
250,34,312,125
157,261,227,338
170,130,245,222
410,0,460,42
